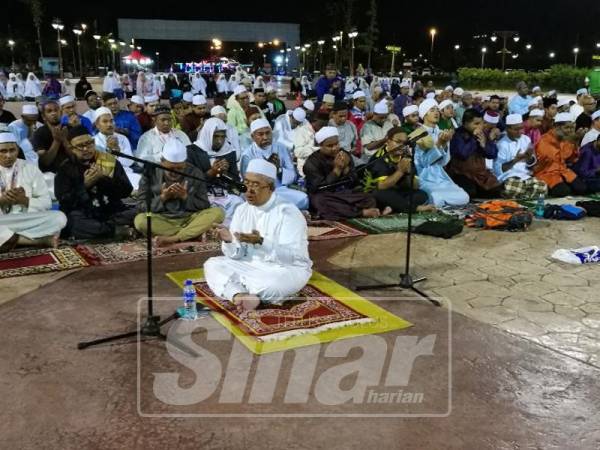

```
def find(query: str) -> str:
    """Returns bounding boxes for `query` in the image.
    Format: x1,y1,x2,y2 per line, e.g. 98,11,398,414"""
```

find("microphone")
406,129,429,146
216,172,248,193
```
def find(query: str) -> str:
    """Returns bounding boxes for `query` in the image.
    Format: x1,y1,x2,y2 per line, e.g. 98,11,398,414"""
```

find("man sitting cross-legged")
55,126,136,240
0,132,66,253
134,138,224,247
205,159,312,312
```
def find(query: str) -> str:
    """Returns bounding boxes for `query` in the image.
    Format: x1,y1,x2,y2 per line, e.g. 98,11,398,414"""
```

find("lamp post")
80,23,87,71
481,47,487,68
348,31,358,76
573,47,579,67
301,47,306,72
304,43,311,73
490,30,519,70
108,38,116,69
120,41,127,72
7,39,15,70
549,51,556,60
155,51,160,70
317,40,325,72
332,35,341,71
286,47,291,74
93,34,101,72
386,45,401,75
429,28,437,55
52,18,65,78
73,28,82,76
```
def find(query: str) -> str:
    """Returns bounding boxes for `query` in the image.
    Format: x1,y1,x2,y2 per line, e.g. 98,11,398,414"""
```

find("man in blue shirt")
508,81,533,115
58,95,94,134
102,92,142,150
315,64,345,102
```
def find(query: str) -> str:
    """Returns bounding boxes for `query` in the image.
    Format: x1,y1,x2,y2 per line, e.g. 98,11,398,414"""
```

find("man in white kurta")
135,105,191,163
205,159,312,311
92,107,141,190
273,108,306,154
0,133,66,252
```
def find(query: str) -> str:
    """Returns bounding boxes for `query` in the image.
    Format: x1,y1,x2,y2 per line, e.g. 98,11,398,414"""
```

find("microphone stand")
354,141,441,307
77,151,238,352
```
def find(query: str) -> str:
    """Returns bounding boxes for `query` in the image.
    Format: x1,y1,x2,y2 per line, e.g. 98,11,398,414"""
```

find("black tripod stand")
354,138,441,307
77,151,234,350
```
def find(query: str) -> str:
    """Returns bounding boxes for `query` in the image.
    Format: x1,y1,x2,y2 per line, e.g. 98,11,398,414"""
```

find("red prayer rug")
74,239,220,266
307,220,367,241
191,280,374,341
0,247,89,278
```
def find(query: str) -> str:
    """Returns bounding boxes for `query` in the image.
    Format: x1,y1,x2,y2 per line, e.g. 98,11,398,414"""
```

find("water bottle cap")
184,279,193,286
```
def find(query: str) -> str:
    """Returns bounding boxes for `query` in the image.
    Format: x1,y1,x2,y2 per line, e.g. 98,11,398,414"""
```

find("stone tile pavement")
328,217,600,368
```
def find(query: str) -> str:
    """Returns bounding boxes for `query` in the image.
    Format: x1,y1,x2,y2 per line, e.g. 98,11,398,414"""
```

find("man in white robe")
8,104,43,163
92,107,141,190
205,159,312,311
135,105,191,163
241,118,308,210
273,107,306,155
0,133,66,252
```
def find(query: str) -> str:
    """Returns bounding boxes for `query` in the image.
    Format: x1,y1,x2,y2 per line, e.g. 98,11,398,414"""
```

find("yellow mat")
167,269,412,355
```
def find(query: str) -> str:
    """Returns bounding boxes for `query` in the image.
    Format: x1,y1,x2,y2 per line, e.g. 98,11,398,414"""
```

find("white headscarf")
103,72,119,93
195,117,234,157
24,72,41,97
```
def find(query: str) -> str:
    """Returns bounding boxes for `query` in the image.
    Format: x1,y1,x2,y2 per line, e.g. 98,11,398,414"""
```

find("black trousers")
372,188,429,213
548,177,587,198
65,208,137,240
452,174,503,199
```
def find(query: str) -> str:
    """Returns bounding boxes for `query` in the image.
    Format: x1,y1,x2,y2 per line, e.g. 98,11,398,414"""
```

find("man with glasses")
55,126,135,240
102,92,142,149
534,113,587,197
205,158,312,312
227,86,251,135
82,90,102,124
0,132,66,253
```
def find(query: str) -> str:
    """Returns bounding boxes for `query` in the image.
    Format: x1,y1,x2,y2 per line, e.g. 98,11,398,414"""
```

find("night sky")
3,0,600,70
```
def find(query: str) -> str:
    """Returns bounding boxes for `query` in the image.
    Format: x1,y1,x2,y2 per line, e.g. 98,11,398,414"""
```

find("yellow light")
273,39,280,46
430,28,437,37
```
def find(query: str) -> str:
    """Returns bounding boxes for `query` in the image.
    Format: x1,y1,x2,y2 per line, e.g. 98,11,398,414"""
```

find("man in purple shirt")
315,64,344,102
392,81,412,118
574,135,600,193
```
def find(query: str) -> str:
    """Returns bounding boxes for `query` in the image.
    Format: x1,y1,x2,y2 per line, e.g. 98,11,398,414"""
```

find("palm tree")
22,0,44,61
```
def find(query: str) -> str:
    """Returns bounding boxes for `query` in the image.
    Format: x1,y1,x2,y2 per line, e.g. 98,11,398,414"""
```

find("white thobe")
494,135,534,182
0,160,67,246
94,132,141,190
292,122,317,177
204,193,312,304
8,119,43,163
135,127,191,163
273,112,302,153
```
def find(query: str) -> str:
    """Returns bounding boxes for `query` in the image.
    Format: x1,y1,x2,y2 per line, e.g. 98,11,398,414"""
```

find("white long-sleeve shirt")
493,134,533,181
293,122,318,176
0,159,51,214
135,127,191,163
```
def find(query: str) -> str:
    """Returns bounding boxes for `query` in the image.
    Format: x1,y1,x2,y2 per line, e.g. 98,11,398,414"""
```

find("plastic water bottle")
182,279,198,320
535,194,545,218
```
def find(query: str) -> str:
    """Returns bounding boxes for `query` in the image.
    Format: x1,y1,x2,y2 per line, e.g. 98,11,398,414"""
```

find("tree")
22,0,44,62
362,0,378,70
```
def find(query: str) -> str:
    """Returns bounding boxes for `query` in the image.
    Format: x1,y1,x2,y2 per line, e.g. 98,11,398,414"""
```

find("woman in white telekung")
204,159,313,311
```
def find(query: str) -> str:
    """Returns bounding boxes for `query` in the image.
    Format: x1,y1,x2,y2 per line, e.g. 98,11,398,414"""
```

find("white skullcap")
315,126,339,144
246,158,277,180
234,85,247,96
0,132,17,144
144,95,159,103
547,90,557,97
292,108,306,122
483,95,491,101
444,85,454,92
532,86,541,92
131,95,145,106
303,100,315,111
453,87,464,96
554,112,574,123
438,99,453,111
22,104,38,115
576,88,588,96
182,92,194,103
192,94,207,105
592,110,600,121
483,112,500,124
418,99,438,119
400,81,410,88
93,106,113,123
250,118,271,134
557,98,570,108
352,90,366,100
323,94,335,104
505,114,523,126
529,109,544,118
161,138,187,163
373,100,389,115
402,105,419,117
210,106,227,116
426,92,436,100
59,95,75,106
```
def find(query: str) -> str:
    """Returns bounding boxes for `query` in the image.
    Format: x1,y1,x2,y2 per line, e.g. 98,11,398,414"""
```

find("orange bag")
465,200,532,231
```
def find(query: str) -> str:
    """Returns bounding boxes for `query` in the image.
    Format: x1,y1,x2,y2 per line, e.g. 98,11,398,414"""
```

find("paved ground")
1,222,600,449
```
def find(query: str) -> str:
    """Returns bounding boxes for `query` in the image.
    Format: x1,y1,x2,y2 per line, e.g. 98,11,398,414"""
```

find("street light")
317,40,325,72
454,44,460,50
596,42,600,49
429,28,437,54
52,18,65,78
573,47,579,67
73,28,83,75
301,47,307,71
348,31,358,75
155,51,160,68
526,43,532,50
513,34,520,42
92,34,101,71
110,43,117,69
7,39,15,70
481,47,487,68
258,42,264,48
490,34,497,42
273,39,280,46
549,51,555,59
